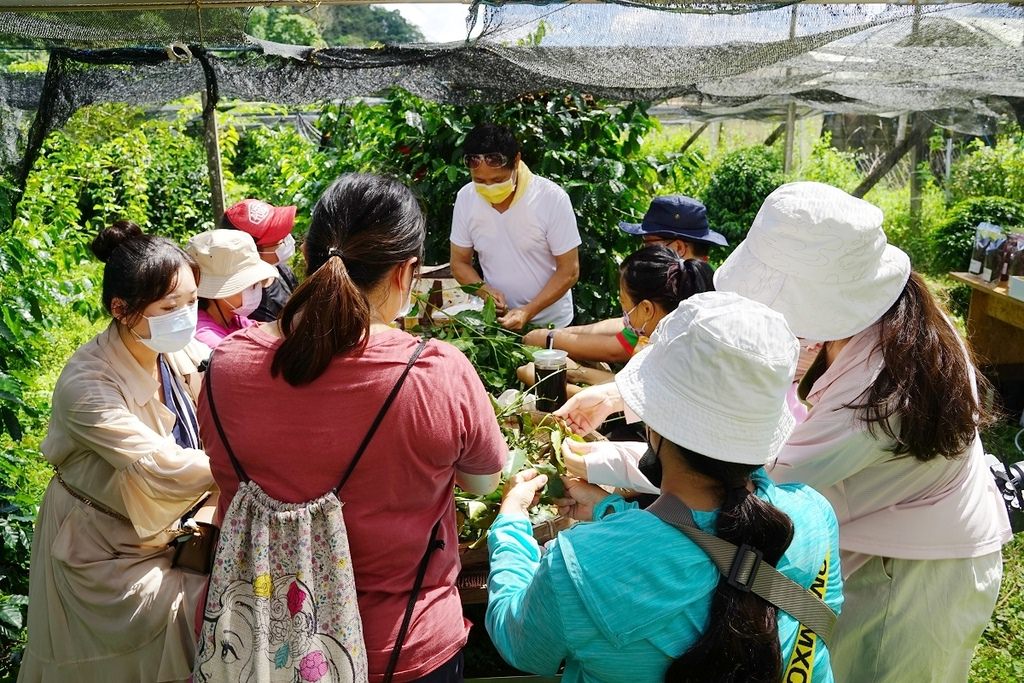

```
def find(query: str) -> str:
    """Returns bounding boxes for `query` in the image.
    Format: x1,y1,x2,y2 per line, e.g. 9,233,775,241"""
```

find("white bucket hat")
713,181,911,341
615,291,799,465
187,229,280,300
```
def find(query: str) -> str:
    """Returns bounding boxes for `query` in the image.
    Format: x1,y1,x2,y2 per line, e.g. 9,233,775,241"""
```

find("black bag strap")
384,518,445,683
203,338,430,492
203,351,248,484
647,494,837,649
337,338,428,492
204,338,437,681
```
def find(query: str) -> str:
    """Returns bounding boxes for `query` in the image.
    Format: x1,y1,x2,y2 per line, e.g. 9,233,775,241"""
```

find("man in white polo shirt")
450,124,581,330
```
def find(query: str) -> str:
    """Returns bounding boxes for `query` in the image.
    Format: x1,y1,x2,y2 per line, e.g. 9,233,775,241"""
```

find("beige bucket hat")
714,181,911,341
616,291,799,465
186,229,280,300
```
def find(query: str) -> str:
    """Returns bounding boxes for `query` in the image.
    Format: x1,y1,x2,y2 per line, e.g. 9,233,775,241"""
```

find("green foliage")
311,89,661,321
0,227,96,442
313,6,424,46
248,7,326,47
0,230,103,679
516,19,548,46
638,124,712,199
794,132,861,192
230,125,334,234
932,196,1024,274
866,182,947,273
702,145,784,247
0,445,44,677
0,102,213,444
16,104,213,246
421,295,534,395
949,132,1024,205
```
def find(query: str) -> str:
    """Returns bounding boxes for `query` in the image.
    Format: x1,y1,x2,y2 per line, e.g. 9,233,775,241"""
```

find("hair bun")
91,220,144,263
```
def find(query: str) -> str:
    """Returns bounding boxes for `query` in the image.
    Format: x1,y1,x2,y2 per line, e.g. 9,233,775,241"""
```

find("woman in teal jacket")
486,291,843,683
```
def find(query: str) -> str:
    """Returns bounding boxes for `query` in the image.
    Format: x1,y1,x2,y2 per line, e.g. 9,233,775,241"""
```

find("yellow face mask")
474,168,517,205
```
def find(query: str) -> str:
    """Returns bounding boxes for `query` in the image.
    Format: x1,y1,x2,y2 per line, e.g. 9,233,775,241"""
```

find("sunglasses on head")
464,153,509,169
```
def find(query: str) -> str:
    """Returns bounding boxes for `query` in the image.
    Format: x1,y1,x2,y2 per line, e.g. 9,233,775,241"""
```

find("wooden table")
950,272,1024,367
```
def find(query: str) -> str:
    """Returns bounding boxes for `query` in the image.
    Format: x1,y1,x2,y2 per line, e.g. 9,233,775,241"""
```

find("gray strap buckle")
727,543,763,593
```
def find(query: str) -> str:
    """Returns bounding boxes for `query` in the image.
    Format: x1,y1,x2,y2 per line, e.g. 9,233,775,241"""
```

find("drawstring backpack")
195,339,438,683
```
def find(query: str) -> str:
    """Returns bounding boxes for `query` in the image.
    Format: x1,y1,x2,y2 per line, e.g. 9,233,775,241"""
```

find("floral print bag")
195,340,435,683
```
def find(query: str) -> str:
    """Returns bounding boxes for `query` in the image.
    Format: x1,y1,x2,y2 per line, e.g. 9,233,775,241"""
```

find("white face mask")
275,234,296,266
395,265,417,319
134,302,198,354
233,284,263,319
396,284,415,319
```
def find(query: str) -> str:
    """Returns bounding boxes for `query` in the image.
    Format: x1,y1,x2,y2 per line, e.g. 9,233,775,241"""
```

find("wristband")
546,329,557,349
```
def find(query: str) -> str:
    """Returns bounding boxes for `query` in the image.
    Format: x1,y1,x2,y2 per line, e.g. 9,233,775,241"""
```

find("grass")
971,419,1024,682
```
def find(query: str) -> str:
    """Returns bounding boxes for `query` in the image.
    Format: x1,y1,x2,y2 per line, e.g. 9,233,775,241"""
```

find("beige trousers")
830,552,1003,683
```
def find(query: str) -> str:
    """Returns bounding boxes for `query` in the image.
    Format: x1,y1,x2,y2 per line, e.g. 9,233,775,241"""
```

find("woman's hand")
554,476,612,522
554,382,624,435
561,439,592,479
499,469,548,518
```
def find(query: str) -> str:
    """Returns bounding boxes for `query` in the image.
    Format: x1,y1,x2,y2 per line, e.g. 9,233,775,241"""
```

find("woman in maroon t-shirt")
197,173,506,683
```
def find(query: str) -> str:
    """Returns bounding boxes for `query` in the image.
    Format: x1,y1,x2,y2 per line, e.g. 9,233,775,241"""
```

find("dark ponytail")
92,219,198,326
850,271,994,461
620,246,714,314
271,173,425,386
665,448,795,683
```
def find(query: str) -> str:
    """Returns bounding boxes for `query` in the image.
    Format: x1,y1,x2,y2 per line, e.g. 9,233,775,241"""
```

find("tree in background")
247,5,424,46
247,7,326,47
314,6,424,45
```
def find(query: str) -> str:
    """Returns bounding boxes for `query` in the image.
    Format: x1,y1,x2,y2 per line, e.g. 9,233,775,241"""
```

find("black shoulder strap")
203,351,249,484
336,338,429,492
647,494,837,649
384,519,445,683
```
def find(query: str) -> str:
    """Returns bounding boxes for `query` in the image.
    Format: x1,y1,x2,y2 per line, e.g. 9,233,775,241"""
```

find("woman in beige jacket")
18,221,216,683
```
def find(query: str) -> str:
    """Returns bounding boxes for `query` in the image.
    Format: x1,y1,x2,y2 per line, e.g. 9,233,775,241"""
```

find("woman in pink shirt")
715,182,1011,682
196,173,506,682
186,229,279,348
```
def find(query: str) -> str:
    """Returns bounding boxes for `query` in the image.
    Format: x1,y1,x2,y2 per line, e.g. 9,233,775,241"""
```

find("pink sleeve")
451,352,507,475
786,383,809,424
583,441,659,494
194,325,226,349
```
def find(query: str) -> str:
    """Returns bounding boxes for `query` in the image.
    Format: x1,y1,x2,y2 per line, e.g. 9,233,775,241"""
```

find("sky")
375,4,478,43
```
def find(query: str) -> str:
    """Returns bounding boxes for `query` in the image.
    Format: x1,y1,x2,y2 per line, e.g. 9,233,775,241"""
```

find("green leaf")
482,295,497,326
503,447,528,478
551,429,564,471
0,597,27,631
534,462,565,500
0,406,24,441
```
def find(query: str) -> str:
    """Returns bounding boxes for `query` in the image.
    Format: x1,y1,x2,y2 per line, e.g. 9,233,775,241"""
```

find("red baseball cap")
223,199,296,246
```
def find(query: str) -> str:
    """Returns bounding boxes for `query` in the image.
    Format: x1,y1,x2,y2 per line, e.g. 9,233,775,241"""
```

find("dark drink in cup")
533,349,568,412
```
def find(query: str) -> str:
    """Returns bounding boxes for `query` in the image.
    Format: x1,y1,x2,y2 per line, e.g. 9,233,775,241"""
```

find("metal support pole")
895,113,908,145
909,114,924,229
908,0,923,228
784,103,797,174
944,133,954,200
783,4,799,174
201,91,226,224
196,48,226,224
679,122,709,154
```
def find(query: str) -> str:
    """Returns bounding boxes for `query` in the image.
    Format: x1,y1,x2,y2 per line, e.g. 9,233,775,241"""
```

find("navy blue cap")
619,195,728,247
